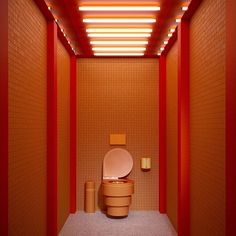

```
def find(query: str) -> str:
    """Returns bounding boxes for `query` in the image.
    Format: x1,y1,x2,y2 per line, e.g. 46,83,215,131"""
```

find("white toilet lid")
103,148,133,179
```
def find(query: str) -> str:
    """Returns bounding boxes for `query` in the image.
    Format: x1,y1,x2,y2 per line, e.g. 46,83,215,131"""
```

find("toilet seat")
103,148,133,179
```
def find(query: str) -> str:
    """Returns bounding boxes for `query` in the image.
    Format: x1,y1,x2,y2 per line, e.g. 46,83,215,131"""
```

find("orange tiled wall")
166,42,178,230
190,0,225,235
8,0,47,235
57,39,70,232
77,58,159,210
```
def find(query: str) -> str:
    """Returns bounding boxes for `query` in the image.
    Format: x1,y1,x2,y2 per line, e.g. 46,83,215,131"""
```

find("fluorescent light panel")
83,18,156,23
79,6,160,11
92,47,146,51
87,33,151,37
86,28,152,33
90,41,148,45
94,53,144,56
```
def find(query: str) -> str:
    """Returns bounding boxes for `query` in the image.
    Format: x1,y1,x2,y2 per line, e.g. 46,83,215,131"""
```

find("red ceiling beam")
33,0,54,21
57,25,75,56
34,0,76,57
159,55,167,213
226,0,236,235
0,0,8,235
162,29,177,56
58,0,92,55
47,21,58,236
177,20,190,236
146,0,179,56
182,0,203,21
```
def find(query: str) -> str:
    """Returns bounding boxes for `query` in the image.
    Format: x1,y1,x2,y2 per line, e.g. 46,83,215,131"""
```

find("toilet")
102,148,134,217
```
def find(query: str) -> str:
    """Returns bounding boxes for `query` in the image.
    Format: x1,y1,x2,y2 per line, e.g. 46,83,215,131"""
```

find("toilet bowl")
102,148,134,217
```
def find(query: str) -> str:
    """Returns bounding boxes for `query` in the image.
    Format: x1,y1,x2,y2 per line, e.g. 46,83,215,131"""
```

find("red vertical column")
47,21,58,236
226,0,236,235
0,0,8,235
178,20,190,236
159,56,167,213
70,56,77,213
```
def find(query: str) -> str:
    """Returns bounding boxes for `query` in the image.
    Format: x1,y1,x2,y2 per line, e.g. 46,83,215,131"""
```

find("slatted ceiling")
46,0,191,56
79,3,158,56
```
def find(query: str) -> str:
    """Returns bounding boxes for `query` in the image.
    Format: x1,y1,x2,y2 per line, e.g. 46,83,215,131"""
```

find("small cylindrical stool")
85,181,95,213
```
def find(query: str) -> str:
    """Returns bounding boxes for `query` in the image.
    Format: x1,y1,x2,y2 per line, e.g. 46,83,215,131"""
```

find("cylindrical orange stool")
85,181,95,213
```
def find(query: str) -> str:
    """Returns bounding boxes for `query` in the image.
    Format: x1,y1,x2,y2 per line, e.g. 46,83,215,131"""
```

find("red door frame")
226,0,236,235
159,55,167,213
0,0,8,235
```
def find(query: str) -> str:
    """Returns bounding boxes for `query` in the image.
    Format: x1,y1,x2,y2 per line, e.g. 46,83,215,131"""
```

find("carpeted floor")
59,211,177,236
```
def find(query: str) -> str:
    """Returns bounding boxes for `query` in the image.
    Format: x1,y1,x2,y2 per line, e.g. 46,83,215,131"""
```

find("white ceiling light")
83,18,156,23
164,41,168,45
182,6,188,11
170,28,175,33
86,28,152,33
94,53,144,56
168,33,172,37
87,33,151,37
176,18,181,23
92,47,146,51
79,6,160,11
160,47,164,51
90,41,148,45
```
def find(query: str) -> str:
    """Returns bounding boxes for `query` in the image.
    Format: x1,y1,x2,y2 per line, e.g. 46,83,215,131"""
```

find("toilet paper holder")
141,157,151,171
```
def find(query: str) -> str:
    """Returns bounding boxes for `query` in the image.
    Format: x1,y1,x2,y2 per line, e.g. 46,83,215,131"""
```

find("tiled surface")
59,211,177,236
57,39,71,232
77,58,159,210
8,0,47,235
166,42,178,231
190,0,226,235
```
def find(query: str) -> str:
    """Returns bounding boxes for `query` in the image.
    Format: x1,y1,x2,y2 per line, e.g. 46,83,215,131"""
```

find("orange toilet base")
107,206,129,217
102,179,134,217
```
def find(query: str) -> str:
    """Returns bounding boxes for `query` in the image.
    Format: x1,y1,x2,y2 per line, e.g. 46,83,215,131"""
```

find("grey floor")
59,211,177,236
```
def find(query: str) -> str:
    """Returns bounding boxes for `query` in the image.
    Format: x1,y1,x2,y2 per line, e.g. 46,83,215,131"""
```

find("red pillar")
47,21,58,236
226,0,236,235
0,0,8,235
70,56,77,213
159,55,167,213
178,20,190,236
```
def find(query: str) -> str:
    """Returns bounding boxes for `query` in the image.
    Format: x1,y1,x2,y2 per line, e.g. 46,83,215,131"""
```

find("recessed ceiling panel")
46,0,192,57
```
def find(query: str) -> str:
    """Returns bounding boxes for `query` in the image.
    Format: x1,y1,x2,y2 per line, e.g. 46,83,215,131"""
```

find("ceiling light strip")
92,47,146,51
86,28,152,33
83,18,156,23
90,41,148,45
94,53,144,56
79,6,160,11
87,33,151,37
